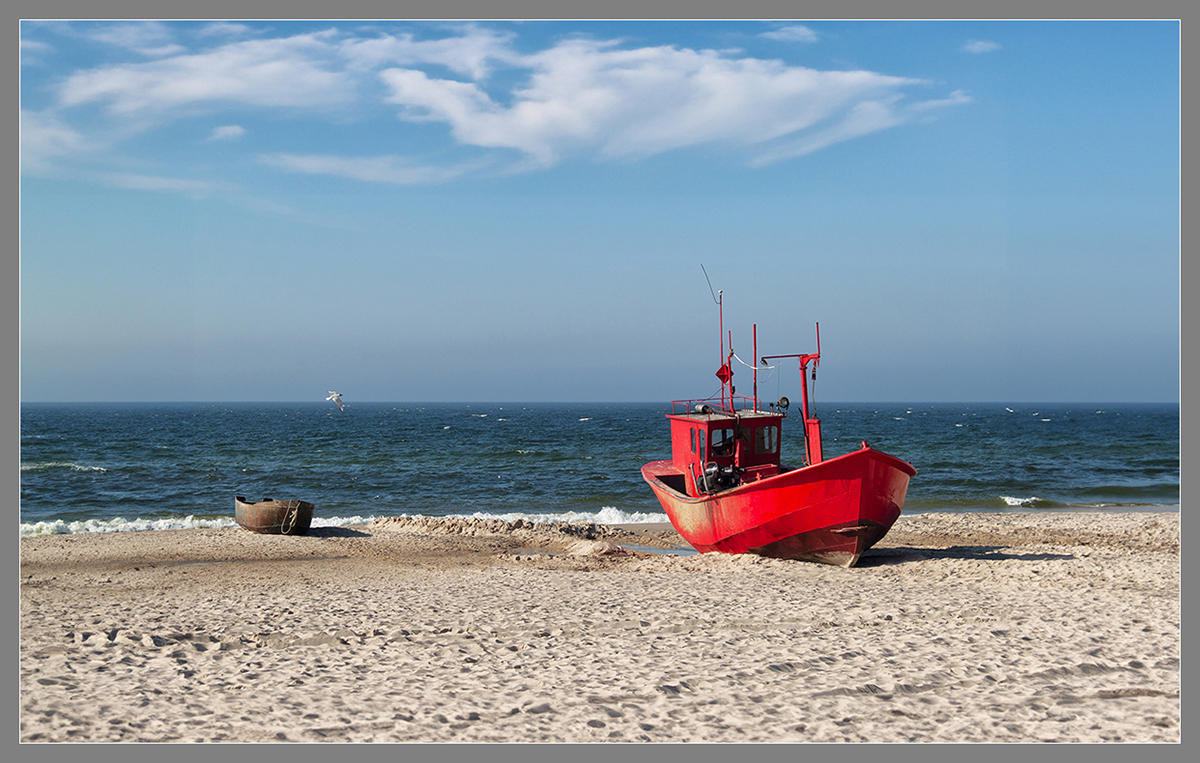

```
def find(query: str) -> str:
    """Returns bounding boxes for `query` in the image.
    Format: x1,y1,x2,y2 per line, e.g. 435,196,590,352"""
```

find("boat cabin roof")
667,408,781,425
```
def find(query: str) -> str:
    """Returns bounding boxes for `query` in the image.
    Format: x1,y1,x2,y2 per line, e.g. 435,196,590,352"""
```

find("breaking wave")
1001,496,1044,507
19,507,668,536
21,461,108,473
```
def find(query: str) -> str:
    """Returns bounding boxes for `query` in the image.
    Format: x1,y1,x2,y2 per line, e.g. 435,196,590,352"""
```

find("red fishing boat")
641,293,916,567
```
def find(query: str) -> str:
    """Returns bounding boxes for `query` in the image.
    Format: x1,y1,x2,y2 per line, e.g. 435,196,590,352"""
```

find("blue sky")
19,20,1179,403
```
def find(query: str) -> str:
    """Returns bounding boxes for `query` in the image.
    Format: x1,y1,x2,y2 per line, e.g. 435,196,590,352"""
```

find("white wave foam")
19,508,669,536
311,516,377,528
20,515,238,536
1000,496,1042,507
18,514,385,536
20,461,108,472
456,506,668,525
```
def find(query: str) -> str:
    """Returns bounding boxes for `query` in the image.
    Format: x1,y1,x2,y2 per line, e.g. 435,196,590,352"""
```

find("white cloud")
208,125,246,141
195,22,255,38
59,30,353,116
88,21,186,57
761,25,819,43
750,89,972,165
961,39,1001,54
20,37,52,65
378,38,929,167
102,173,228,196
259,153,476,185
909,89,973,113
750,97,907,165
20,109,93,172
38,24,970,183
339,25,519,80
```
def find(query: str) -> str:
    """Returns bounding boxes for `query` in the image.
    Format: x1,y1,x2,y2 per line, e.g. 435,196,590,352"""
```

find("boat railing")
669,395,778,417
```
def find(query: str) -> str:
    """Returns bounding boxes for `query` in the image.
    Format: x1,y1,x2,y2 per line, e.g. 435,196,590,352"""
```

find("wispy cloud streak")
761,25,819,43
20,109,93,172
208,125,245,141
961,39,1001,54
58,30,353,115
102,173,229,195
259,153,478,185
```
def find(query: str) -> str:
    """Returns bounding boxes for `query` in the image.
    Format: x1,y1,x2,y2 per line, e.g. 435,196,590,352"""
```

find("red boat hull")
642,446,915,567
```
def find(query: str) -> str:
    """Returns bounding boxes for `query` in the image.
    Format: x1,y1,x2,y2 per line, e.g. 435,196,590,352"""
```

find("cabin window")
690,427,696,454
711,428,735,457
755,426,779,454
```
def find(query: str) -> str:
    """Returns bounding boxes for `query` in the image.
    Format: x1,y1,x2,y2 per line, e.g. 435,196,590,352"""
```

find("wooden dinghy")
234,496,314,536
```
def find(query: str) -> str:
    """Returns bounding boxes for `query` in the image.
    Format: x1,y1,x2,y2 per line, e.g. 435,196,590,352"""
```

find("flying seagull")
326,391,344,411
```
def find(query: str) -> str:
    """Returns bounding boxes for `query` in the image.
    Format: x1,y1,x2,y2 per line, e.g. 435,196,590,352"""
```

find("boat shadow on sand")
301,526,372,538
857,546,1077,567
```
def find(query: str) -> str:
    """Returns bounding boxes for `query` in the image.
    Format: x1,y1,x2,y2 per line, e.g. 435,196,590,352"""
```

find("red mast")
753,324,758,413
714,290,734,411
761,322,823,465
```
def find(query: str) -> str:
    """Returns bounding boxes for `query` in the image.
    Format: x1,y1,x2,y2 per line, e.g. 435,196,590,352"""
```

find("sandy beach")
19,512,1179,744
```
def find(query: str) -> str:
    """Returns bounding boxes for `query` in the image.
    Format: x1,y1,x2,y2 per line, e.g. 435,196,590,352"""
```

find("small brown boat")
234,496,314,535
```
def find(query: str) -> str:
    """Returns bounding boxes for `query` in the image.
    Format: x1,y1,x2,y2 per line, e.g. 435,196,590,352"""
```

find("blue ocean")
19,402,1180,535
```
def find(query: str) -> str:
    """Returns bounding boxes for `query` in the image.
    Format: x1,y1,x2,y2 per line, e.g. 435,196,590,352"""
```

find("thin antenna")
700,264,720,305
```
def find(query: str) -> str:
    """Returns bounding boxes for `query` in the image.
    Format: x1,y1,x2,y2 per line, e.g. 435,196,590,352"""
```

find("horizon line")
19,399,1181,406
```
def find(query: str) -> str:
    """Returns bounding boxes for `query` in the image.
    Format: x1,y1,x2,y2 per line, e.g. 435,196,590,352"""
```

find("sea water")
19,402,1179,535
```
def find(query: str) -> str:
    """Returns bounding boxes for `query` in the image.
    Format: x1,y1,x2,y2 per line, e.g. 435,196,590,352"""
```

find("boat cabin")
666,405,790,496
659,306,825,497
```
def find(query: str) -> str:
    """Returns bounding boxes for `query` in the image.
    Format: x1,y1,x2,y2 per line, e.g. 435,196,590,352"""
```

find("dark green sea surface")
20,402,1179,534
